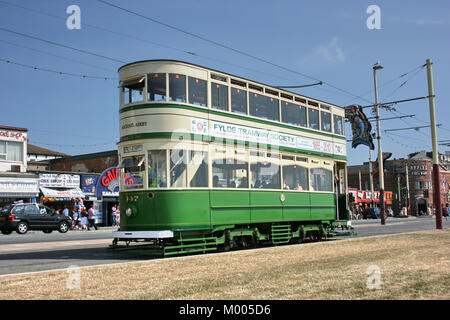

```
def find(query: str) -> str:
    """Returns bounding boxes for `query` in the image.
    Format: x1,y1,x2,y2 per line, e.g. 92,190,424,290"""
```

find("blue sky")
0,0,449,165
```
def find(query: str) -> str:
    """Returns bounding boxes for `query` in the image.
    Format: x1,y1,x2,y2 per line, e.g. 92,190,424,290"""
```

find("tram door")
335,162,349,220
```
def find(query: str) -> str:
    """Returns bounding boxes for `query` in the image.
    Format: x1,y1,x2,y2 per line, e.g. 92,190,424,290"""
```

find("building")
348,150,450,215
0,125,39,206
27,143,69,172
45,150,120,226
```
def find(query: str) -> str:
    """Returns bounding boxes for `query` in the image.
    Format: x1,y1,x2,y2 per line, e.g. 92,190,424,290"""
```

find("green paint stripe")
120,132,347,160
119,103,346,141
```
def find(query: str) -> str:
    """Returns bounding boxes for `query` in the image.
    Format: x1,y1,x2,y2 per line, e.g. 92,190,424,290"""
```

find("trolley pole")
373,62,386,225
426,59,443,229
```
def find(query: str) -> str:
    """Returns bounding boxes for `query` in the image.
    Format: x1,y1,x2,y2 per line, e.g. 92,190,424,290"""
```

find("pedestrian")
116,205,120,228
111,204,117,226
88,205,98,230
80,214,89,231
443,203,449,221
63,206,69,217
72,207,79,230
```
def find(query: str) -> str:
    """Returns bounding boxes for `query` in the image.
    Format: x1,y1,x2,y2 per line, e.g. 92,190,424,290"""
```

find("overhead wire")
0,0,303,85
96,0,374,103
0,27,127,64
0,38,117,73
0,58,117,81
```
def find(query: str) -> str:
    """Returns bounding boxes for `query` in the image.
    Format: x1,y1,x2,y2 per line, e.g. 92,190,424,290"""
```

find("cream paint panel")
119,110,347,157
121,107,346,141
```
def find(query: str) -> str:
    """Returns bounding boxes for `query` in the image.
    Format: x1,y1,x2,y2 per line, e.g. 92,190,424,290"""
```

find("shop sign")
96,167,135,197
81,175,99,195
39,174,80,188
0,130,27,142
0,177,39,195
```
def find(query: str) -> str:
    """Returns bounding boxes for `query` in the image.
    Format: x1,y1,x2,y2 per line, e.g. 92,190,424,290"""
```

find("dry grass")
1,229,449,300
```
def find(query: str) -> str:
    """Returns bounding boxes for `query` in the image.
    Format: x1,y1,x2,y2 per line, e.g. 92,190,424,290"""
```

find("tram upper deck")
118,60,346,161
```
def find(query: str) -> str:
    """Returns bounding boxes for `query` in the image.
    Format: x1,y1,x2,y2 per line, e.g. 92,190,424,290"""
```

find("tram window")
121,156,145,190
147,73,166,101
189,151,208,188
321,111,331,132
148,150,167,188
212,158,248,188
231,88,247,115
282,165,308,191
170,149,187,188
169,74,186,103
281,102,307,127
250,161,280,190
188,77,207,107
211,82,228,111
308,108,319,130
334,115,344,135
122,77,145,105
249,94,279,121
310,168,332,192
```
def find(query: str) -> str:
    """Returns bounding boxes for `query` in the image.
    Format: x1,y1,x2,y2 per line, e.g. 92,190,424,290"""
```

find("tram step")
271,224,292,244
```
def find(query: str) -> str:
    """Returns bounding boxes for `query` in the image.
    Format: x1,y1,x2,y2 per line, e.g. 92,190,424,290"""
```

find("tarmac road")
0,216,448,276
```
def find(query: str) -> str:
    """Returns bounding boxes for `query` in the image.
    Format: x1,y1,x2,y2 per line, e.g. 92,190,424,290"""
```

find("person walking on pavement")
88,205,98,230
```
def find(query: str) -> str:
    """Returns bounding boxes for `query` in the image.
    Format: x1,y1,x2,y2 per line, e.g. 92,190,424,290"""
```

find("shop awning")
40,187,85,198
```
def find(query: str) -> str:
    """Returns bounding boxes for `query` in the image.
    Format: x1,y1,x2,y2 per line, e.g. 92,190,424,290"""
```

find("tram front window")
169,74,186,103
188,77,207,107
212,158,248,188
121,156,145,190
189,151,208,188
122,77,145,105
147,73,166,101
310,168,332,192
211,83,228,111
170,150,187,188
148,150,167,188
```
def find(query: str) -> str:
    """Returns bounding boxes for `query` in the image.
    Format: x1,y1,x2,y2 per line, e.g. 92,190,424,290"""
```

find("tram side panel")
282,192,312,222
210,190,250,225
120,190,211,232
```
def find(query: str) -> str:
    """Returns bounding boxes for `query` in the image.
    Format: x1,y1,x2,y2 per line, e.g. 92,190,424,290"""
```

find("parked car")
0,203,71,235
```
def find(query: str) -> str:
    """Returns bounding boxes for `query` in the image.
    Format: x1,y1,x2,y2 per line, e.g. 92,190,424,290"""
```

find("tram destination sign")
190,117,345,157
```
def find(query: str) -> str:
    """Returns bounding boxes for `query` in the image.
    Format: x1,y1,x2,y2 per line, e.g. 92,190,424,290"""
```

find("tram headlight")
125,207,133,217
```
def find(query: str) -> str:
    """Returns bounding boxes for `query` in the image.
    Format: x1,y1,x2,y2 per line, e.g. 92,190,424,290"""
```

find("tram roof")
118,59,343,110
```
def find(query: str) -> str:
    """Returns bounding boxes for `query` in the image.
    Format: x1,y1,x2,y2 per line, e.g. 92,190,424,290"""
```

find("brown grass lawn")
1,229,449,300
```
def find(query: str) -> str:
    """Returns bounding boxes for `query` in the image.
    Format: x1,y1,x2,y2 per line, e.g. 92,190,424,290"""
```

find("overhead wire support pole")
373,62,386,225
426,59,443,229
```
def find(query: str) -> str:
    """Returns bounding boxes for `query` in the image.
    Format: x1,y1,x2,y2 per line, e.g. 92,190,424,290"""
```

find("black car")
0,203,71,235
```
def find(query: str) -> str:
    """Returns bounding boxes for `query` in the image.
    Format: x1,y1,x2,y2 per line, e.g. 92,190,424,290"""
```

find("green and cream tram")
112,60,353,255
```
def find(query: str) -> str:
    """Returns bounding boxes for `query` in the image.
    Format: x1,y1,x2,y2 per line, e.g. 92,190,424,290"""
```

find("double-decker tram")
112,60,354,256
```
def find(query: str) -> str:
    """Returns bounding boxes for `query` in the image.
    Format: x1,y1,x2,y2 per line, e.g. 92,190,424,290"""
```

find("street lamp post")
373,62,386,225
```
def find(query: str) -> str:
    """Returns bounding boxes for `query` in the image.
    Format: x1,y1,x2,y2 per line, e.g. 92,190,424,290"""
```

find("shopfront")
0,173,40,207
80,168,120,227
39,173,85,211
349,188,393,215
